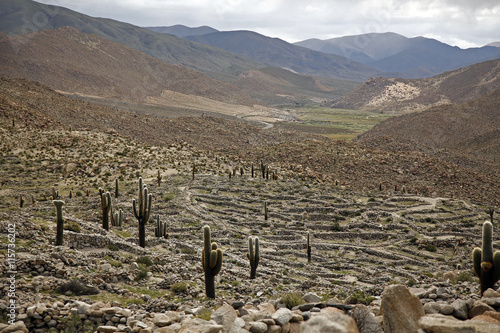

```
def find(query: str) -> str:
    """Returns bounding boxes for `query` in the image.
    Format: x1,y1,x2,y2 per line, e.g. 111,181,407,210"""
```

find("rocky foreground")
3,282,500,332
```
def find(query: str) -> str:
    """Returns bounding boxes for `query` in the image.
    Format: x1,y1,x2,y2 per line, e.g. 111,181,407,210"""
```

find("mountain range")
295,32,500,78
183,30,380,81
0,0,259,81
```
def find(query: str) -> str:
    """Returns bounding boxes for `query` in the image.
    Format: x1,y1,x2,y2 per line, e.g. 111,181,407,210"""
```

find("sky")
37,0,500,48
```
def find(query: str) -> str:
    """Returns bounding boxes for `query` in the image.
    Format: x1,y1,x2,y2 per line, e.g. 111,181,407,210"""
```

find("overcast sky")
37,0,500,48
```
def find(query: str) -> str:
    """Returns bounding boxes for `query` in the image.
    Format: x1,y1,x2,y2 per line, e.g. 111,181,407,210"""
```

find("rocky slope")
0,27,254,106
2,75,500,332
327,58,500,113
355,87,500,179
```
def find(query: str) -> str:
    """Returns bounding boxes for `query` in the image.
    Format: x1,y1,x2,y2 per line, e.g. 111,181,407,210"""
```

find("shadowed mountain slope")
0,27,254,105
184,30,381,81
0,0,260,80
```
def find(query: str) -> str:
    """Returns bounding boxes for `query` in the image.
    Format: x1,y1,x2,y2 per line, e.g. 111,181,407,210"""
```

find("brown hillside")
355,87,500,177
3,75,499,206
0,27,253,105
327,59,500,113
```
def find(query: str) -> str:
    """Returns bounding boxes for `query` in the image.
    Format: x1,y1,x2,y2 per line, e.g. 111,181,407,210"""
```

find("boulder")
468,301,495,318
304,293,322,303
451,299,468,320
211,304,238,333
1,321,29,333
299,313,359,333
178,318,223,333
272,308,293,325
248,321,267,333
380,284,425,333
419,313,500,333
350,305,382,333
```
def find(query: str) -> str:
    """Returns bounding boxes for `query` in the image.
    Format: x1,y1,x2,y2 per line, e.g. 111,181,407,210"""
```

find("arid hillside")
0,27,254,106
355,87,500,181
2,76,499,206
327,58,500,113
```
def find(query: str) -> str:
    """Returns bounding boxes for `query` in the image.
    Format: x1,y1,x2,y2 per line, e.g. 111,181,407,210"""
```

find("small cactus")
251,163,254,178
99,188,112,231
202,225,223,298
115,179,119,198
155,216,168,238
472,221,500,295
192,165,196,180
19,194,24,208
133,177,152,248
111,209,124,227
247,236,260,279
157,170,162,187
264,201,268,221
52,187,59,200
307,231,312,263
487,207,495,224
53,200,65,246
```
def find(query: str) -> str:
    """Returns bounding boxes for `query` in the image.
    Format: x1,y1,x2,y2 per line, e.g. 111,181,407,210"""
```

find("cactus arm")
473,248,482,278
213,248,223,275
248,237,255,268
209,249,218,269
133,199,139,219
493,251,500,282
483,221,494,262
255,237,260,267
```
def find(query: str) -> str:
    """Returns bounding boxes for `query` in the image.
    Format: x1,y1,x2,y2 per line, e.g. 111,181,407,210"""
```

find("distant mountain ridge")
147,25,218,37
0,27,253,105
183,30,381,81
295,32,500,78
327,58,500,113
0,0,260,80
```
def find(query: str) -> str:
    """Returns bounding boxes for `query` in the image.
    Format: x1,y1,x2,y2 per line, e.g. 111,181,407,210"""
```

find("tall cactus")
247,236,260,279
472,221,500,295
133,177,152,248
115,179,119,198
202,225,223,298
99,188,112,231
53,200,65,246
307,231,312,263
264,201,268,221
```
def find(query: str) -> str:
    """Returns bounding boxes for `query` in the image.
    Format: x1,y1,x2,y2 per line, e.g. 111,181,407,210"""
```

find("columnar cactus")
19,194,24,208
192,165,196,180
53,200,65,246
472,221,500,295
157,170,162,187
202,225,223,298
487,208,495,224
307,231,312,263
247,236,260,279
264,201,268,221
52,187,59,200
115,179,119,198
133,177,152,248
99,188,112,231
155,216,168,238
251,163,254,178
111,209,124,227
